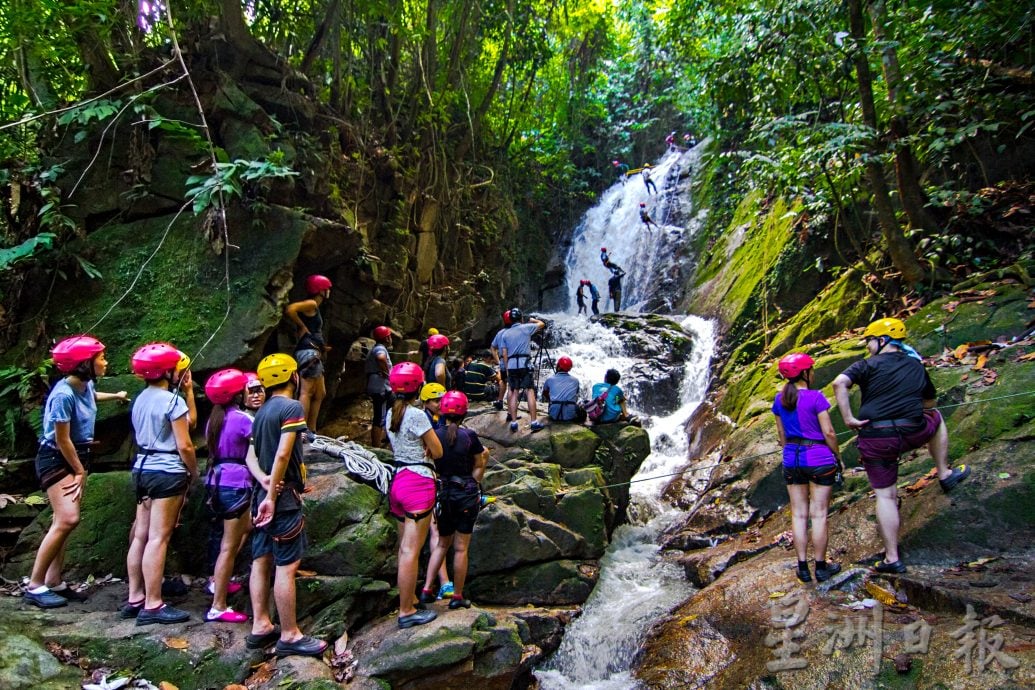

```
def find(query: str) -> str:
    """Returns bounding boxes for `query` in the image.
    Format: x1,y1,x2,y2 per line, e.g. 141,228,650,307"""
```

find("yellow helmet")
863,318,907,340
257,353,298,387
427,327,439,336
176,351,191,373
420,382,446,402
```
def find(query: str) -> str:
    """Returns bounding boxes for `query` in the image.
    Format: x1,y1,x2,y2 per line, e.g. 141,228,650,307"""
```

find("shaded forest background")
0,0,1033,452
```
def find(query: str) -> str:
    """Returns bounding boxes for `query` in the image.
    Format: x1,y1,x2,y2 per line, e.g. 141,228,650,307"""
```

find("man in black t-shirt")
833,318,970,575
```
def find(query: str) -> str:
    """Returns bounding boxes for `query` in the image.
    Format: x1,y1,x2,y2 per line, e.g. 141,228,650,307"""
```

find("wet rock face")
591,313,696,416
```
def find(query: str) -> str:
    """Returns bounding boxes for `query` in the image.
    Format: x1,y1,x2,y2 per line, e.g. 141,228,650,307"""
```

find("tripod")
530,333,556,392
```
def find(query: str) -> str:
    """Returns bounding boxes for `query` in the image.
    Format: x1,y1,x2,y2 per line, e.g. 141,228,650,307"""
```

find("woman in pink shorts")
386,362,443,629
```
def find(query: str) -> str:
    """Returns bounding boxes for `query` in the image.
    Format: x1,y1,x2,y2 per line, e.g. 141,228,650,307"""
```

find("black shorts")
36,444,90,491
436,477,481,537
507,368,534,391
783,463,838,486
132,471,190,502
252,510,307,566
370,392,388,428
499,369,508,383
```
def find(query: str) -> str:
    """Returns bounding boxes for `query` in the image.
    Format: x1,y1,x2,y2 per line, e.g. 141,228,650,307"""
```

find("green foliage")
185,156,298,215
0,360,50,453
0,233,56,271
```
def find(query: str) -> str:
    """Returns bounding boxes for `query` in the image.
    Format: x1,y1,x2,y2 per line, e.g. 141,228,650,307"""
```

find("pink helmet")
640,202,646,207
205,368,248,405
389,362,424,394
427,334,450,351
612,160,619,166
601,247,607,252
131,342,182,379
373,325,392,342
51,336,105,373
778,353,815,380
244,372,263,390
305,274,332,295
557,356,573,372
439,391,469,416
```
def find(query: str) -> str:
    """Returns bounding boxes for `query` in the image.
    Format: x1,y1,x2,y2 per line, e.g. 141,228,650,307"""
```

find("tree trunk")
846,0,925,284
868,0,940,235
301,0,342,75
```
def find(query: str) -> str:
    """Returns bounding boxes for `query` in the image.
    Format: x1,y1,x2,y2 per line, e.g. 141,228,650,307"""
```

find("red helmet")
502,310,513,326
612,160,619,166
427,334,450,351
778,353,815,380
389,362,424,394
640,202,646,207
373,326,392,343
305,274,332,295
439,391,469,416
557,356,573,372
601,247,607,252
131,343,182,379
52,336,105,373
205,368,248,405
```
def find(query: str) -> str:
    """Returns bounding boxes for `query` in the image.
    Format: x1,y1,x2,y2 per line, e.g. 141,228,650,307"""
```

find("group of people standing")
574,249,627,315
773,318,971,583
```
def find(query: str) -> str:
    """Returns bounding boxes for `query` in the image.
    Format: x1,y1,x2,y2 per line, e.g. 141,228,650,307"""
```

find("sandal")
245,626,281,650
939,465,971,493
871,559,907,574
274,635,327,657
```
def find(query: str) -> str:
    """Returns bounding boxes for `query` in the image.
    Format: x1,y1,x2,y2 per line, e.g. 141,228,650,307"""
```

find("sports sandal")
871,559,907,574
815,562,842,583
245,626,281,649
939,465,971,493
398,609,437,629
205,607,249,623
448,597,472,609
275,635,327,657
136,604,190,626
24,588,68,609
119,600,144,619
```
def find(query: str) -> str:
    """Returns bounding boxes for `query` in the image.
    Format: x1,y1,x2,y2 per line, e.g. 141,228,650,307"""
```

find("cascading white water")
533,147,715,689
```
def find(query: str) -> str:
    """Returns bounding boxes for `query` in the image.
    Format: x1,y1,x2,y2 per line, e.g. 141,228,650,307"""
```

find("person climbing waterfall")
612,159,629,184
284,274,332,439
600,246,610,268
499,307,546,433
641,164,657,195
420,392,488,611
576,280,588,315
832,318,971,575
366,326,393,448
24,336,128,609
385,362,444,629
639,203,660,231
771,353,843,584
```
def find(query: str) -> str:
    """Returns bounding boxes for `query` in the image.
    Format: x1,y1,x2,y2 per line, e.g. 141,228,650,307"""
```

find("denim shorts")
295,348,325,379
36,444,90,491
370,393,388,428
252,509,307,566
132,471,189,502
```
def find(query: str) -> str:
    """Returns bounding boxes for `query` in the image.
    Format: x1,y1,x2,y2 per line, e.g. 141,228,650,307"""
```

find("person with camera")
542,356,583,423
499,308,546,433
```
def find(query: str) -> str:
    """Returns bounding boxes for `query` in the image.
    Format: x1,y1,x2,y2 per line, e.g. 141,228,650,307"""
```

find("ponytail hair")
390,392,415,433
206,403,228,461
779,369,811,411
444,414,465,447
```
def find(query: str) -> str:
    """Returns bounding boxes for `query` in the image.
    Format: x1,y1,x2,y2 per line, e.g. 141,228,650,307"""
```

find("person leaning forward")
832,318,970,575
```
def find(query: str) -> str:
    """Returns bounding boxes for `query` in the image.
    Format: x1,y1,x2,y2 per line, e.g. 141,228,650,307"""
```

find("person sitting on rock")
542,356,583,423
772,353,843,584
420,392,489,611
591,369,637,425
832,318,971,575
463,350,500,402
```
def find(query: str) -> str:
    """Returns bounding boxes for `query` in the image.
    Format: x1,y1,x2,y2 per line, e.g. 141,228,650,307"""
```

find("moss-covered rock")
465,560,598,605
548,425,601,468
0,628,80,689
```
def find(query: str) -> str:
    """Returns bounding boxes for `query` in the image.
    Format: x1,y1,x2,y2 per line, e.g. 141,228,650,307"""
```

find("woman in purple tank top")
772,353,844,584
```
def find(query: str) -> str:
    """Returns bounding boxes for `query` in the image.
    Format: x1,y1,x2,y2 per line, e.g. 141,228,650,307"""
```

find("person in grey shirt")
499,308,546,432
542,356,582,422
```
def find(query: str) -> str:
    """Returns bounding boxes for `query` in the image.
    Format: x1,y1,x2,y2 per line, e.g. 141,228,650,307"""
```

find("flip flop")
245,626,281,650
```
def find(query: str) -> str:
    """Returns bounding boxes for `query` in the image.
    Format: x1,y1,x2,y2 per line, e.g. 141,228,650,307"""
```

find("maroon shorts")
856,409,942,490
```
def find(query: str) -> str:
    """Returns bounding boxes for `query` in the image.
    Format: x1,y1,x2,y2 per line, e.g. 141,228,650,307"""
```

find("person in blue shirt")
590,369,633,424
541,356,582,422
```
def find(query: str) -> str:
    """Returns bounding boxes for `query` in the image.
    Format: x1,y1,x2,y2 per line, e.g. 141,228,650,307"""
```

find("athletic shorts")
856,409,942,490
507,368,534,391
499,369,508,383
252,509,306,566
36,444,90,491
206,486,252,521
388,469,436,521
436,477,481,536
295,348,324,379
132,471,189,502
783,463,838,486
370,392,388,429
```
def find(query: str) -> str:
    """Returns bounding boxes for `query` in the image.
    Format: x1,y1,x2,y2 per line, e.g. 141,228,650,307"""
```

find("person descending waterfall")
499,308,546,433
385,362,444,629
641,164,657,195
665,131,676,149
600,246,610,268
639,203,660,231
284,274,332,439
24,336,127,609
612,160,629,184
772,353,843,584
541,356,583,423
832,318,970,575
576,280,588,315
588,280,601,316
420,392,488,612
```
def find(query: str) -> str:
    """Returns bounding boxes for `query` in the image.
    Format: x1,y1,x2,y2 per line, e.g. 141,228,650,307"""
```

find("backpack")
583,386,611,422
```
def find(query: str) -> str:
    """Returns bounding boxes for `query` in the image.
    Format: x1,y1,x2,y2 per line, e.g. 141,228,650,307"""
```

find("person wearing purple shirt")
772,353,844,584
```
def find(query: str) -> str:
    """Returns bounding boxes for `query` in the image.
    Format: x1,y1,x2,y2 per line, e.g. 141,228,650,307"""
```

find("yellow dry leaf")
973,354,988,370
953,344,969,360
163,638,189,650
223,685,248,690
769,591,787,599
966,556,1000,568
864,581,899,607
1018,351,1035,362
159,682,180,690
679,614,698,625
297,569,318,577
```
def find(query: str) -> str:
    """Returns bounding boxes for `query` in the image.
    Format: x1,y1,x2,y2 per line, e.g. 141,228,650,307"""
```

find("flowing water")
533,147,715,689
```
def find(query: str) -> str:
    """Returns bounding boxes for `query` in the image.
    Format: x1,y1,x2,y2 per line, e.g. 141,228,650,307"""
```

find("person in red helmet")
772,353,843,584
541,355,583,423
284,274,332,438
639,202,660,231
124,342,197,626
365,326,394,448
612,159,629,184
24,337,127,609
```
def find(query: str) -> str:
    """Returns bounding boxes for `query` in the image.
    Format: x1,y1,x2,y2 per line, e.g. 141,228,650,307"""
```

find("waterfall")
533,146,715,689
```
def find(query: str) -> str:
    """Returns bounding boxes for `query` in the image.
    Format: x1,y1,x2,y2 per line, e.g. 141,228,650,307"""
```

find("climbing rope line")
490,388,1035,501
